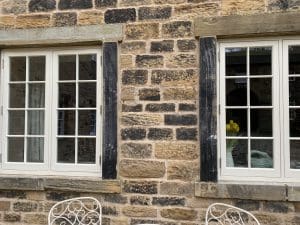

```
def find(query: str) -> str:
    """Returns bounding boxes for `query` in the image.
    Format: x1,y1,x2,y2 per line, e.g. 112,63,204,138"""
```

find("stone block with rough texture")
160,208,198,220
155,143,198,160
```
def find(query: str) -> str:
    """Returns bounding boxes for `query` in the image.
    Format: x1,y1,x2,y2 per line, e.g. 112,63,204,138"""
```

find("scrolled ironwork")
48,197,102,225
205,203,260,225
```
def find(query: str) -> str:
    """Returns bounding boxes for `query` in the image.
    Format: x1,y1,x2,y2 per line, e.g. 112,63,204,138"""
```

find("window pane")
251,139,273,168
57,138,75,163
10,84,25,108
78,110,96,135
250,78,272,106
226,109,247,136
251,109,273,137
290,140,300,169
8,137,24,162
226,78,247,106
10,57,26,81
9,110,25,135
78,138,96,164
289,77,300,106
59,83,76,108
250,47,272,75
290,109,300,137
58,110,75,135
28,110,44,135
225,48,247,76
28,84,45,108
29,56,45,81
27,137,44,163
79,83,96,108
226,139,248,167
59,55,76,80
79,54,96,80
289,45,300,75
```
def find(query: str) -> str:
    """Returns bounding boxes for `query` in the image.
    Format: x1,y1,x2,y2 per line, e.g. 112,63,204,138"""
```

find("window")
219,39,300,182
0,48,102,176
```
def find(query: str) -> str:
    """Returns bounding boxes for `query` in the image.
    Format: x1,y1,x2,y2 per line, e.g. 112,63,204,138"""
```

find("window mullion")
247,47,251,169
24,56,29,163
75,54,79,165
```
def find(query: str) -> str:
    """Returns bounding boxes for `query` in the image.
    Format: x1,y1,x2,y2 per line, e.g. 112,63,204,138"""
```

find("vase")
226,149,234,167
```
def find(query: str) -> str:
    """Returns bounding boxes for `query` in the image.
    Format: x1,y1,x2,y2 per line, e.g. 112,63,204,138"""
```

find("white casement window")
219,39,300,182
0,48,102,177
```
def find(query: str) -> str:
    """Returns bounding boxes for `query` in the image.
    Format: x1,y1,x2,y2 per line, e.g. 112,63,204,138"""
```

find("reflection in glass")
250,78,272,106
250,47,272,75
28,110,44,135
290,140,300,169
79,55,96,80
225,48,247,76
10,57,26,81
29,56,45,81
251,139,273,168
79,83,96,108
57,138,75,163
59,55,76,80
226,78,247,106
251,109,272,137
29,84,45,108
226,139,248,167
290,109,300,137
10,84,25,108
289,45,300,75
78,138,96,164
59,83,76,108
9,110,25,135
27,137,44,163
226,109,247,136
58,110,75,135
289,77,300,106
8,137,24,162
78,110,96,135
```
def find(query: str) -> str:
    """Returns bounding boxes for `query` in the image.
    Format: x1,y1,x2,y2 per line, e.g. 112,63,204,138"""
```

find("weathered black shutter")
102,42,118,179
199,37,218,182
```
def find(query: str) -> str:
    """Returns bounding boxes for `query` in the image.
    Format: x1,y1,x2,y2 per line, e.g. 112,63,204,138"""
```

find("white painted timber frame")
0,47,102,177
218,38,300,182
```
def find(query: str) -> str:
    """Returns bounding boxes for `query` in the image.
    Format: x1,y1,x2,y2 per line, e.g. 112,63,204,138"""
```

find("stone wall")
0,0,299,225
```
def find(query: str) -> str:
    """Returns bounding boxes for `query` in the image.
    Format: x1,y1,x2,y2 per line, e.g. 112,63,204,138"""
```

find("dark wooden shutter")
199,37,218,182
102,42,118,179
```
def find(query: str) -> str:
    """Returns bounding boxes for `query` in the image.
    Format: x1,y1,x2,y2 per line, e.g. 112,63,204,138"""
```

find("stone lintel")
195,182,287,201
0,24,123,48
194,12,300,38
0,176,121,193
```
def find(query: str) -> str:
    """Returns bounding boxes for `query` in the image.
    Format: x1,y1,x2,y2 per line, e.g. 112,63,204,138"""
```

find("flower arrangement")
226,120,240,150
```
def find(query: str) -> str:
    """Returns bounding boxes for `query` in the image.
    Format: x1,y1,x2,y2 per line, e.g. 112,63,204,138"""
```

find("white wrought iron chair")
48,197,102,225
205,203,260,225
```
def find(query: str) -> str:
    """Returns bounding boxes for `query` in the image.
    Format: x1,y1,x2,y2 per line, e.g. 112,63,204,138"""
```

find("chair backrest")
205,203,260,225
48,197,102,225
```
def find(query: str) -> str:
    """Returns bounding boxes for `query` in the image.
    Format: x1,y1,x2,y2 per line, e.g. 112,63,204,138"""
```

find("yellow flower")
226,120,240,134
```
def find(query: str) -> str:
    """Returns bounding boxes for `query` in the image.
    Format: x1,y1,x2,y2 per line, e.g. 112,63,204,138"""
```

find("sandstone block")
3,212,21,222
95,0,117,8
122,104,143,112
136,55,164,68
126,23,159,40
161,208,197,220
174,3,219,18
26,191,45,201
0,16,15,29
119,159,165,178
23,213,47,225
152,197,185,206
16,14,51,29
145,103,175,112
0,201,10,211
122,70,148,85
179,103,196,111
78,11,103,25
120,0,152,6
154,0,186,3
29,0,56,12
123,206,157,217
59,0,92,10
121,143,152,158
165,114,197,126
151,69,197,86
105,8,136,24
53,12,77,27
0,190,26,199
176,128,198,140
2,0,27,14
121,128,146,140
121,114,163,126
123,180,158,194
110,218,129,225
167,161,199,181
138,7,172,20
121,41,146,54
160,182,194,197
221,0,265,16
139,88,160,101
155,142,198,160
163,88,197,100
177,39,197,52
263,201,292,213
151,40,174,52
46,192,80,201
130,196,151,205
268,0,300,11
103,205,118,215
13,202,38,212
166,54,197,68
162,21,193,38
121,55,134,69
121,87,135,101
148,128,173,140
104,194,128,204
234,200,260,211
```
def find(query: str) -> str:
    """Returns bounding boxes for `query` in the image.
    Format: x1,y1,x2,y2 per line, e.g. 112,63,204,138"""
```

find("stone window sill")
195,182,300,202
0,175,121,194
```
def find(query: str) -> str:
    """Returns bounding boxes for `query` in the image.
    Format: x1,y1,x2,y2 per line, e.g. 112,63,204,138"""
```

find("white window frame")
218,38,300,182
0,47,102,177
